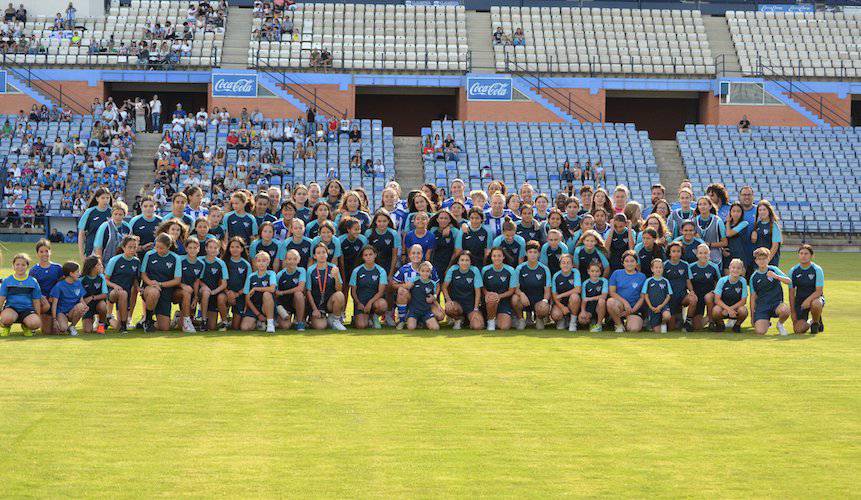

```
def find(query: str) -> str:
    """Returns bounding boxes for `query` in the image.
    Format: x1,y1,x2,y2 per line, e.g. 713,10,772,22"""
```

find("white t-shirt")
150,99,162,114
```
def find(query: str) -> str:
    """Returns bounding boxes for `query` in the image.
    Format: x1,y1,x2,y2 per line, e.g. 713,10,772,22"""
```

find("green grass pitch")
0,242,858,496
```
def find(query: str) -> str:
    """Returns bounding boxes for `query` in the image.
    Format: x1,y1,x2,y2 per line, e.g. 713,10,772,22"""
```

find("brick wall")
698,92,816,127
0,80,103,114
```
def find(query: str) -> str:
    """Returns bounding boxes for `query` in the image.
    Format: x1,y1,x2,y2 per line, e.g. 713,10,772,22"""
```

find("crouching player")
641,259,673,333
393,244,442,328
513,241,553,330
176,237,205,333
349,245,388,329
550,253,581,332
242,252,277,333
789,244,825,334
105,235,142,334
140,234,182,332
81,256,109,334
481,247,518,331
404,261,440,331
0,254,43,336
712,258,749,333
275,249,306,331
49,262,89,336
199,238,229,331
442,251,484,331
749,247,791,335
578,262,608,332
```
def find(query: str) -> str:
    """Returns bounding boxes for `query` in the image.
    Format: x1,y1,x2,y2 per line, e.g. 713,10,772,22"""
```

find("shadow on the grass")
0,327,818,342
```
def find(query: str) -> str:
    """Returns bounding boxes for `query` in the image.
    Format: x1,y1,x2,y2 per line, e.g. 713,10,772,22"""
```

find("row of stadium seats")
678,124,861,234
423,120,659,203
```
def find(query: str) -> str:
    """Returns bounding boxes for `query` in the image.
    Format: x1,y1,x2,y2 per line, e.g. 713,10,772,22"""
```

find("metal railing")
754,57,852,128
505,55,603,123
255,56,348,118
0,63,91,115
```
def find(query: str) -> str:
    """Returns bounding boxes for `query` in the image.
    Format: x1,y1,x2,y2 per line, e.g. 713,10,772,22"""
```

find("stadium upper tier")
679,125,861,233
728,11,861,78
491,7,715,76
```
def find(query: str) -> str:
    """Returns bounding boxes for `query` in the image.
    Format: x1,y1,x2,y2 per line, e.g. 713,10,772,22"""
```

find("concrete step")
125,132,162,200
465,11,495,72
651,139,687,191
393,136,424,190
703,15,741,75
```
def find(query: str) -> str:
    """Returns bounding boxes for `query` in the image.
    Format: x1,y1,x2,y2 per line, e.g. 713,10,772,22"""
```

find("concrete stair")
220,6,254,68
393,137,424,191
125,133,162,200
465,11,495,72
702,15,741,75
652,139,687,191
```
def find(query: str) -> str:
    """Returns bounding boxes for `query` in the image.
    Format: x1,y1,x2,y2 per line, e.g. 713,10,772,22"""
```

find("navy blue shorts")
646,306,669,329
5,306,36,321
154,288,175,317
754,302,781,322
83,300,102,319
407,309,434,323
795,296,825,322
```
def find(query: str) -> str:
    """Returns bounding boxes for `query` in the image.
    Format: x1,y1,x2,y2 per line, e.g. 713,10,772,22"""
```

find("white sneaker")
331,317,347,331
615,324,625,333
777,323,789,336
725,319,736,329
276,305,289,320
487,319,496,331
69,325,78,337
556,318,567,330
535,318,545,330
515,318,526,330
266,319,275,333
182,317,196,333
660,324,667,333
568,319,578,332
453,319,462,330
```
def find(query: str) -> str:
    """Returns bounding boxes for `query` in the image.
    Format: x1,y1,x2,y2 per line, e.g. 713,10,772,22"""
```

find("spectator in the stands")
4,3,15,22
512,28,525,46
443,134,459,161
64,2,76,29
738,115,751,134
320,49,333,68
492,26,505,45
349,125,361,144
14,3,24,24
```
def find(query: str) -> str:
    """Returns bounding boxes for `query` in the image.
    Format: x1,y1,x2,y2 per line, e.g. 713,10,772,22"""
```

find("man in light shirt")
149,94,162,132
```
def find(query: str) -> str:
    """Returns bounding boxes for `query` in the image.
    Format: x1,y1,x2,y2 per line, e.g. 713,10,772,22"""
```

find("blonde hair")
418,261,434,273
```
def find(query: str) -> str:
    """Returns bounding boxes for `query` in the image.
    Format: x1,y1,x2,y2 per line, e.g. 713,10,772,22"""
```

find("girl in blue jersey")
550,253,581,332
484,192,511,236
366,210,401,279
292,184,312,224
175,237,204,333
280,219,314,267
404,211,436,263
156,219,189,256
590,207,613,241
637,213,669,248
429,209,462,278
513,241,553,330
80,256,109,334
567,213,594,251
516,204,546,245
540,229,569,276
573,230,610,279
30,239,63,335
635,228,666,278
323,179,346,212
305,202,333,239
349,245,388,329
223,236,252,331
481,247,518,331
0,253,43,336
206,206,225,241
250,222,282,271
641,259,673,333
605,213,635,273
49,262,88,336
334,191,372,234
460,207,493,266
712,258,749,333
221,191,258,245
723,202,750,272
338,218,369,285
442,251,484,331
380,187,407,234
578,261,608,332
449,200,466,228
545,208,572,243
252,192,277,228
273,200,296,241
401,192,433,234
104,235,141,334
789,244,825,334
607,250,647,333
241,252,277,333
306,242,347,331
192,218,213,244
309,221,342,264
664,241,697,332
199,238,229,331
393,244,442,327
141,234,182,332
693,196,726,266
164,192,195,228
78,187,113,261
93,202,132,263
492,218,526,268
751,200,782,266
275,249,306,331
749,247,792,335
688,243,721,330
130,196,162,259
403,261,440,331
674,221,706,264
667,187,695,239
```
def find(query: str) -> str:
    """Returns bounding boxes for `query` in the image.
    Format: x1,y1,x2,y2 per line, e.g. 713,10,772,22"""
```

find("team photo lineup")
1,174,825,337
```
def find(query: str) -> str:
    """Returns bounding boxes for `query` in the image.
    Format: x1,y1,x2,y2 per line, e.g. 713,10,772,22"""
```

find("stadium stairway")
702,15,741,75
221,6,254,68
652,139,687,191
125,133,162,201
466,11,495,72
761,82,830,128
393,136,424,191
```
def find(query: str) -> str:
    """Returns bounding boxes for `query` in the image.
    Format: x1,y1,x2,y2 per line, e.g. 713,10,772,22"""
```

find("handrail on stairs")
0,59,91,115
755,57,851,128
504,54,603,123
255,55,348,119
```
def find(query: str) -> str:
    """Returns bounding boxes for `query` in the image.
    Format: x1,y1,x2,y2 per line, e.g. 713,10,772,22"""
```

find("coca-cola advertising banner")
212,73,258,98
466,76,512,101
